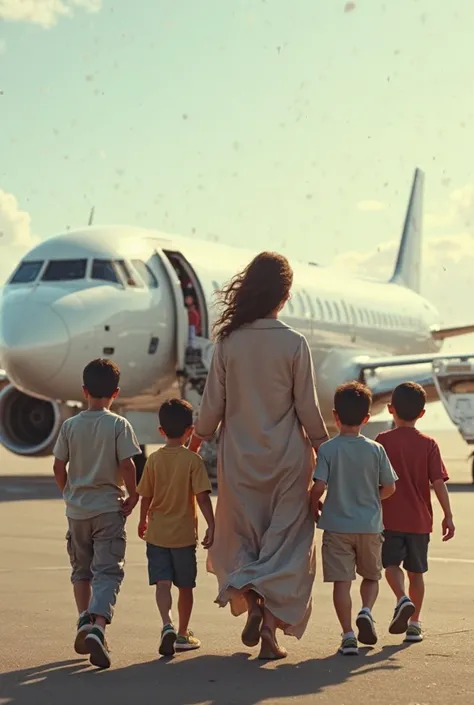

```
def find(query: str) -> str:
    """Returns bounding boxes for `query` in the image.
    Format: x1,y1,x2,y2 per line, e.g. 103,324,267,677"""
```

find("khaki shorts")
322,531,383,582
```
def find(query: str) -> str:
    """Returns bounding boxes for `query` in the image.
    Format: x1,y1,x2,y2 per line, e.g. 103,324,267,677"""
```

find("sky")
1,0,474,430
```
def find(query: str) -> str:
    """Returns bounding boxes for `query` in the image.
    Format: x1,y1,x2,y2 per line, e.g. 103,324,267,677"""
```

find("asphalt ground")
0,429,473,705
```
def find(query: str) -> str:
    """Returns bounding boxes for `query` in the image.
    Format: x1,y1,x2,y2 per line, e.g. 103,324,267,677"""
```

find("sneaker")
85,627,111,669
175,630,201,651
74,612,94,655
389,597,416,634
356,610,378,645
405,623,423,643
339,634,359,656
159,624,177,656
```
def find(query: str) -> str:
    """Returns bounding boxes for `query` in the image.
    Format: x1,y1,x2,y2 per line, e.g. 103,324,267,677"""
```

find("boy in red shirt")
376,382,455,643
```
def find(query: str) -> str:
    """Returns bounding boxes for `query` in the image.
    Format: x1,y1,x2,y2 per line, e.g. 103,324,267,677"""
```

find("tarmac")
0,428,473,705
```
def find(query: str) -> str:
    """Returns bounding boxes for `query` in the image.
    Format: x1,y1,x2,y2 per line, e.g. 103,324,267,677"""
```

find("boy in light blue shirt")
311,381,398,656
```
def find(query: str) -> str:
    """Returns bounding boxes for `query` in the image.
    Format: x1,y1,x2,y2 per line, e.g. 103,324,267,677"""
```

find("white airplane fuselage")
7,168,472,461
0,226,440,416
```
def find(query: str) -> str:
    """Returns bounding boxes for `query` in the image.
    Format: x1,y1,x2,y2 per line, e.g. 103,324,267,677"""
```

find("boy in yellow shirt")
137,398,215,656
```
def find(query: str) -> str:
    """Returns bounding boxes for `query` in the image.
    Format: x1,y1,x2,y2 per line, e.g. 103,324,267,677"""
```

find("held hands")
138,520,148,540
202,525,215,549
188,434,202,454
442,515,455,541
121,493,139,517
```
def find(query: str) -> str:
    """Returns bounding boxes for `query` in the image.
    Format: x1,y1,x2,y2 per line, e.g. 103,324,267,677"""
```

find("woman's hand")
188,434,202,454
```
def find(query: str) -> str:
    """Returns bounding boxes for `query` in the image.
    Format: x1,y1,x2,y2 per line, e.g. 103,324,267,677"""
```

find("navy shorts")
146,543,197,588
382,531,430,574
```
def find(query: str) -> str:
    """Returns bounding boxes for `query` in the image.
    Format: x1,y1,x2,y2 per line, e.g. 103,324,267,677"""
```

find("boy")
137,398,215,657
311,381,398,656
53,358,141,669
376,382,455,643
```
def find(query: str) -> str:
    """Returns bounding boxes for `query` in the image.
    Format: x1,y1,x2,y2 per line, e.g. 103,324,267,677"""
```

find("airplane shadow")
0,475,61,503
445,482,474,492
0,644,409,705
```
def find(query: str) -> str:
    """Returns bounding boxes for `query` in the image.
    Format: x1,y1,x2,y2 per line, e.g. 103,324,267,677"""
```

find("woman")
190,252,329,659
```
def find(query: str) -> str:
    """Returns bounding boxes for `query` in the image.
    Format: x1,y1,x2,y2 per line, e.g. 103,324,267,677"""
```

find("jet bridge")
432,356,474,445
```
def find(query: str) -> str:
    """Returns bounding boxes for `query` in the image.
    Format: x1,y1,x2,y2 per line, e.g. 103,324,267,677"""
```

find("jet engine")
0,383,78,457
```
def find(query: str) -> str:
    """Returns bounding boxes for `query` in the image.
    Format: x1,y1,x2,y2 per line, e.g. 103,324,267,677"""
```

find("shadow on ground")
445,482,474,492
0,475,61,503
0,645,408,705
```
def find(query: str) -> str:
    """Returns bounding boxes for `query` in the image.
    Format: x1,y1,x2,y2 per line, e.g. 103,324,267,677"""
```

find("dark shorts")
146,543,197,588
382,530,430,573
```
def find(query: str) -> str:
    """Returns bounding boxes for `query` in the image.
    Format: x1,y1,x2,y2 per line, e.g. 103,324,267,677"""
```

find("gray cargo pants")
66,511,126,624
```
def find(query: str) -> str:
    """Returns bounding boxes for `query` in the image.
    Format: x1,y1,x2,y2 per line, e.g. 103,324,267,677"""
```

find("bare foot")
258,626,287,660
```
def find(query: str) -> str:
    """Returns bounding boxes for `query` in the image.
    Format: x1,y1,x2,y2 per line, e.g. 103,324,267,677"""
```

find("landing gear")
135,445,147,485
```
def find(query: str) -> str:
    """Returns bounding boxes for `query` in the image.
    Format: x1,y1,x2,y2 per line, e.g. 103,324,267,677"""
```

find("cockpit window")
92,259,119,283
131,259,158,289
9,260,44,284
42,259,87,281
116,260,137,286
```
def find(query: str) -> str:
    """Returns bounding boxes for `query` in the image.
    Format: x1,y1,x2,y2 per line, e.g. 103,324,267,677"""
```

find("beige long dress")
194,318,329,639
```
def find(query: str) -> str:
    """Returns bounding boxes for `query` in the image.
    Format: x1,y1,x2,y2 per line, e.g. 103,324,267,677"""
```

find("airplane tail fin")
390,168,424,293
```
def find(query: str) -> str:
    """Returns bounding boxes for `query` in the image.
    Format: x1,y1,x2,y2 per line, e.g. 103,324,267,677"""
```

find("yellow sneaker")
175,630,201,651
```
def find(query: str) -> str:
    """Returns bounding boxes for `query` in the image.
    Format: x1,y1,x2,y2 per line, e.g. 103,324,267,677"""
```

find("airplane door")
150,249,188,373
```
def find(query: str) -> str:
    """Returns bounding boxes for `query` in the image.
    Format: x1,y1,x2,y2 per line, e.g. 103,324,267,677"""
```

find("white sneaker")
405,623,423,643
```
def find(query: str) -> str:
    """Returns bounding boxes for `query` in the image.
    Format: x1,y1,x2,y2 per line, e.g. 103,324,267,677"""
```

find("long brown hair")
213,252,293,340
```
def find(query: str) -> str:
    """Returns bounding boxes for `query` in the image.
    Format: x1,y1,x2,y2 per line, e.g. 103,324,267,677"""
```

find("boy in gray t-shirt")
53,358,141,669
311,382,397,656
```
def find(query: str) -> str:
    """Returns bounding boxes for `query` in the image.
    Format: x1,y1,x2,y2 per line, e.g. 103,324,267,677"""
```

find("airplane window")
42,259,87,281
9,260,44,284
296,291,307,315
116,260,137,287
340,300,349,321
333,301,341,321
325,300,333,320
315,298,324,319
131,260,158,289
304,291,315,318
91,259,119,283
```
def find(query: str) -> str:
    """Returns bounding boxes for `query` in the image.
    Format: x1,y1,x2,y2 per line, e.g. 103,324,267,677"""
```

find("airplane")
1,168,474,483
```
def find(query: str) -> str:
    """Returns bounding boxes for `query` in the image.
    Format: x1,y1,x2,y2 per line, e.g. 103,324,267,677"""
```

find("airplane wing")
430,324,474,341
353,351,474,407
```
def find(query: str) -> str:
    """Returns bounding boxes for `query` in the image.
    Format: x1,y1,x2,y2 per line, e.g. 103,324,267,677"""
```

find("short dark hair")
334,381,372,426
83,358,120,398
391,382,426,421
159,398,194,439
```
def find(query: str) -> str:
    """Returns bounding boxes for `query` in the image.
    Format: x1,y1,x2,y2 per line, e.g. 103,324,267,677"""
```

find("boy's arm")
52,424,69,492
428,441,454,540
378,445,398,500
53,458,68,492
311,448,329,519
136,459,154,536
432,479,455,541
138,496,152,538
191,457,215,548
116,420,142,515
120,457,138,515
196,491,215,549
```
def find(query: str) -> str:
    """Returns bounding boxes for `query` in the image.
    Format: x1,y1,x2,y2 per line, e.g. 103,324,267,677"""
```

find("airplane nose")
0,302,70,388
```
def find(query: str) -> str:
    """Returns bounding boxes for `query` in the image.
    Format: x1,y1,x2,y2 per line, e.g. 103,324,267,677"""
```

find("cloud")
0,190,39,284
356,200,387,213
0,0,101,29
333,233,474,324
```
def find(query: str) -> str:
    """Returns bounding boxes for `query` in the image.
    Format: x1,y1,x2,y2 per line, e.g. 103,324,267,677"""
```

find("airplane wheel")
135,445,147,484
